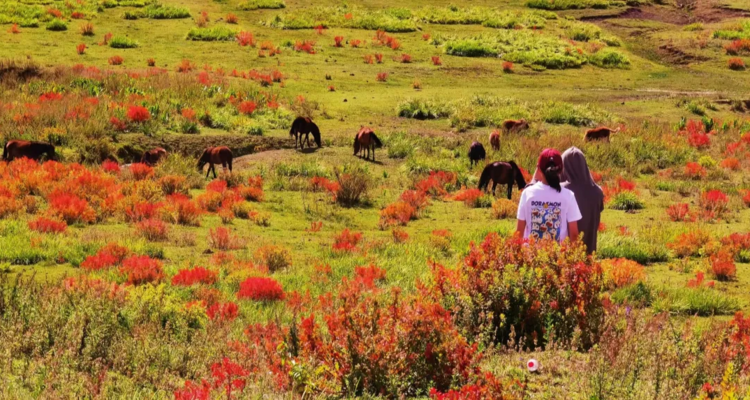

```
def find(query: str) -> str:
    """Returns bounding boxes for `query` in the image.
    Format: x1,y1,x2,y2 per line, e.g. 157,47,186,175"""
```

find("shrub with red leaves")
172,266,218,286
353,264,386,288
400,189,429,212
400,53,412,63
363,54,374,64
120,255,164,285
666,203,693,222
711,248,736,280
126,105,150,123
174,380,211,400
208,227,244,250
166,194,203,226
376,72,388,82
392,228,409,243
135,218,169,241
453,188,484,207
688,131,711,149
102,159,120,174
108,55,123,65
415,171,456,196
9,24,20,34
236,31,256,47
379,201,416,228
334,36,344,47
374,53,383,63
728,57,746,70
310,176,339,201
668,229,712,258
128,162,154,180
332,228,362,252
48,191,96,224
206,302,239,321
684,162,706,179
601,258,645,289
237,100,257,115
725,39,750,55
76,43,86,55
720,157,741,170
350,39,362,48
211,357,249,399
237,277,284,301
294,40,316,54
699,189,730,221
502,61,513,73
226,13,238,24
81,243,129,271
28,217,67,234
431,55,442,66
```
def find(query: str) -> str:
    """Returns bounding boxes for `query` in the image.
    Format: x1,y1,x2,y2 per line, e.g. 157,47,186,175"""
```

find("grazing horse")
290,117,322,149
353,127,383,161
197,146,233,179
584,126,620,142
478,161,527,200
489,130,500,151
468,141,486,167
141,147,168,166
3,140,56,162
502,119,529,134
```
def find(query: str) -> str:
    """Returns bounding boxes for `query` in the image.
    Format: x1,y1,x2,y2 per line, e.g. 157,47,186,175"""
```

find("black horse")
468,141,486,167
3,140,57,162
290,117,322,149
478,161,527,199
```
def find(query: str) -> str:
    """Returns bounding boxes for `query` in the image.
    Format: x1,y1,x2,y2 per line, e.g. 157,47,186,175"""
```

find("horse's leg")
222,161,227,175
205,164,210,179
372,145,375,162
507,183,512,200
492,182,497,196
212,164,218,179
228,158,233,173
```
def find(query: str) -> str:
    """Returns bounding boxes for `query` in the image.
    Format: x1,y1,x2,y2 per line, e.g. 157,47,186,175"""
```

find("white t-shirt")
516,182,582,242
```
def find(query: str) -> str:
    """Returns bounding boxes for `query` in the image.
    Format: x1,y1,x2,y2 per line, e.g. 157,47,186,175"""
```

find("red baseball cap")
537,148,563,171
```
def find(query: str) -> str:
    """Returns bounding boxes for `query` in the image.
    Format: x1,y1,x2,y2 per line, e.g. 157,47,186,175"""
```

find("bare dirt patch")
656,43,710,65
586,0,748,25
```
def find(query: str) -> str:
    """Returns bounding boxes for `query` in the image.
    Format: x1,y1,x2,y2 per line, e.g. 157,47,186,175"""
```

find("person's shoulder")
561,187,577,200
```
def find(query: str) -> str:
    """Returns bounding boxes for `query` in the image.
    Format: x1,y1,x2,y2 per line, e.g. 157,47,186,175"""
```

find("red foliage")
688,131,711,148
392,228,409,243
81,243,129,271
110,116,127,131
699,189,730,221
206,179,228,193
120,255,164,285
310,176,340,200
743,190,750,208
353,264,386,288
684,162,706,179
502,61,514,73
236,31,256,47
422,33,431,41
314,24,326,35
211,358,249,399
710,248,736,280
334,36,344,47
172,267,218,286
294,40,316,54
363,54,374,64
332,228,363,252
728,57,746,70
668,230,711,258
177,59,195,73
127,105,150,122
666,203,694,222
181,107,197,121
208,227,243,250
225,13,238,24
108,55,123,65
9,24,20,34
206,302,239,321
379,201,416,227
400,189,429,211
128,162,154,180
135,218,169,241
350,39,362,48
431,55,442,66
76,43,86,55
376,72,388,82
453,188,484,207
28,217,67,234
47,8,63,18
725,39,750,55
102,159,120,174
167,194,203,226
415,171,456,196
147,58,156,67
720,157,741,170
237,277,285,301
400,53,412,63
48,190,96,224
237,100,257,115
174,380,211,400
374,53,383,63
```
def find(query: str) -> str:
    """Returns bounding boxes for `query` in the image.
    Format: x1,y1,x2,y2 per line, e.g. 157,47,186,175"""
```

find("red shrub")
108,55,123,65
399,189,429,211
399,53,412,63
334,36,344,47
415,171,456,196
172,266,218,286
294,40,316,54
110,116,126,131
135,218,169,241
720,157,741,170
453,188,484,207
208,227,244,250
9,24,20,34
174,380,211,400
147,58,156,66
725,39,750,55
310,176,339,200
431,55,442,66
126,105,150,122
28,217,67,234
101,32,113,45
226,13,238,24
76,43,86,55
502,61,513,73
684,162,706,179
206,302,239,321
601,258,645,288
48,191,96,224
728,57,746,70
102,159,120,174
236,31,256,47
363,54,374,64
47,8,63,18
721,232,750,251
128,162,154,180
353,264,386,288
167,194,203,226
238,100,257,115
350,39,362,48
81,243,128,271
314,24,325,35
668,229,712,258
699,189,730,221
666,203,693,222
207,179,228,193
120,255,164,285
711,248,736,280
688,131,711,149
177,59,195,73
379,201,416,227
422,33,431,41
376,72,388,82
743,190,750,208
374,53,383,63
332,228,362,252
181,107,197,121
210,357,249,398
237,277,285,301
392,228,409,243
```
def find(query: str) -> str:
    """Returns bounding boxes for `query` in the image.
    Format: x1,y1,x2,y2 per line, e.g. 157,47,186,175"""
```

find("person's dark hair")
543,163,562,192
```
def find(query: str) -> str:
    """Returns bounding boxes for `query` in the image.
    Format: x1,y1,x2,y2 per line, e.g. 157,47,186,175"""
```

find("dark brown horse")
3,140,57,162
197,146,233,178
489,129,500,151
353,127,383,161
584,126,620,142
468,141,486,167
502,119,529,135
478,161,527,199
290,117,322,149
141,147,168,166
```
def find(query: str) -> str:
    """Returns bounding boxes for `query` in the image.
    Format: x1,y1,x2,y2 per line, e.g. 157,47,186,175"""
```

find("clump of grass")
239,0,286,10
588,49,631,69
610,192,644,211
416,7,553,28
527,0,611,10
683,22,703,31
385,132,415,159
611,282,653,308
141,4,191,19
652,287,740,316
186,27,237,41
396,99,450,120
109,36,139,49
266,6,417,32
46,19,67,31
598,233,669,264
713,21,750,40
563,20,601,42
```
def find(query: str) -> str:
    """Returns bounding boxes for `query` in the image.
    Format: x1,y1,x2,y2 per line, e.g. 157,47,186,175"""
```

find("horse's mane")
508,161,527,190
478,164,492,191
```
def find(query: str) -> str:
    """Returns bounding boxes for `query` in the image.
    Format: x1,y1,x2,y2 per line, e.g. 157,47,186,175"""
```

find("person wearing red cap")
516,148,582,243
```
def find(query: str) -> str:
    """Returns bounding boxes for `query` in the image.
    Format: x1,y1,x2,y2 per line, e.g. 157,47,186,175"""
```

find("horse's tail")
2,142,7,161
508,161,526,189
371,133,383,148
478,165,491,191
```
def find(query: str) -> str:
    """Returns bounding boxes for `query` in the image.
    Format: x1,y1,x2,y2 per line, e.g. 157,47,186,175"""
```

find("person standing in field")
561,147,604,255
516,148,581,243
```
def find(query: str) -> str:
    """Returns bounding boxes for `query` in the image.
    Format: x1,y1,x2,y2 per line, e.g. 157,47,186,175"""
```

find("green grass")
238,0,285,10
186,26,237,41
109,36,139,48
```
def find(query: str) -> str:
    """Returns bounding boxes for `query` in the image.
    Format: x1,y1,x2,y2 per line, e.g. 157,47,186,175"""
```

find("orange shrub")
399,190,429,212
392,228,409,243
332,228,362,252
208,227,244,250
452,188,484,207
491,198,517,219
728,57,746,70
710,248,736,280
379,201,415,228
236,31,256,47
666,203,693,222
684,162,706,179
422,33,431,41
28,217,67,234
668,229,712,258
363,54,374,64
108,55,124,65
48,191,96,224
431,55,442,66
376,72,388,82
399,53,412,63
80,22,94,36
374,53,383,63
136,218,169,241
294,40,316,54
120,255,164,285
334,36,344,47
166,194,203,226
128,162,153,179
147,58,156,66
601,258,645,288
502,61,513,73
350,39,362,48
226,13,238,24
9,24,20,34
720,157,741,170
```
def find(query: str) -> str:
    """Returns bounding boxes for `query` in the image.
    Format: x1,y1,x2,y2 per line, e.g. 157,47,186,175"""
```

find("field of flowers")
2,0,750,398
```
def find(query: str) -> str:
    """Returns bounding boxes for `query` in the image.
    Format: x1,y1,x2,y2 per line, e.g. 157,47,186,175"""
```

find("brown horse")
478,161,527,199
468,141,486,167
197,146,233,178
502,119,529,134
489,129,500,151
353,127,383,161
141,147,168,166
290,117,322,149
3,140,57,162
584,126,620,142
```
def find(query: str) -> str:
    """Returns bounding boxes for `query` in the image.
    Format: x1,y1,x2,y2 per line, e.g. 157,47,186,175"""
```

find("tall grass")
239,0,286,10
109,36,138,48
652,287,740,316
186,27,237,41
266,6,418,32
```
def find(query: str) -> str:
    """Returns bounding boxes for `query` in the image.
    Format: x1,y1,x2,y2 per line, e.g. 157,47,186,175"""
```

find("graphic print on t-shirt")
529,200,563,241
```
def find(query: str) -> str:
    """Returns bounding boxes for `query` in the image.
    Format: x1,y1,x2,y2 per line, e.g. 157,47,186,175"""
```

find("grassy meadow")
2,0,750,398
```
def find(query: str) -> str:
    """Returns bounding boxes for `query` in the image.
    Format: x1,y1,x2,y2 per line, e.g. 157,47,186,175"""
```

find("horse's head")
197,149,209,171
519,119,529,129
514,166,527,190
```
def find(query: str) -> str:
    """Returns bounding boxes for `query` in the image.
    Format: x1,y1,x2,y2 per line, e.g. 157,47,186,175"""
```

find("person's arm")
516,220,526,237
568,221,579,242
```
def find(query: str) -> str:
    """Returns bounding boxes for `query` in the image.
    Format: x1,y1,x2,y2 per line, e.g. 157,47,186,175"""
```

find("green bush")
598,234,669,264
266,6,417,32
588,49,631,69
652,287,740,316
109,36,139,49
396,98,450,120
611,282,653,307
610,192,644,210
385,132,415,159
141,4,191,19
186,27,237,41
46,19,67,31
564,21,601,41
527,0,611,10
239,0,286,10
